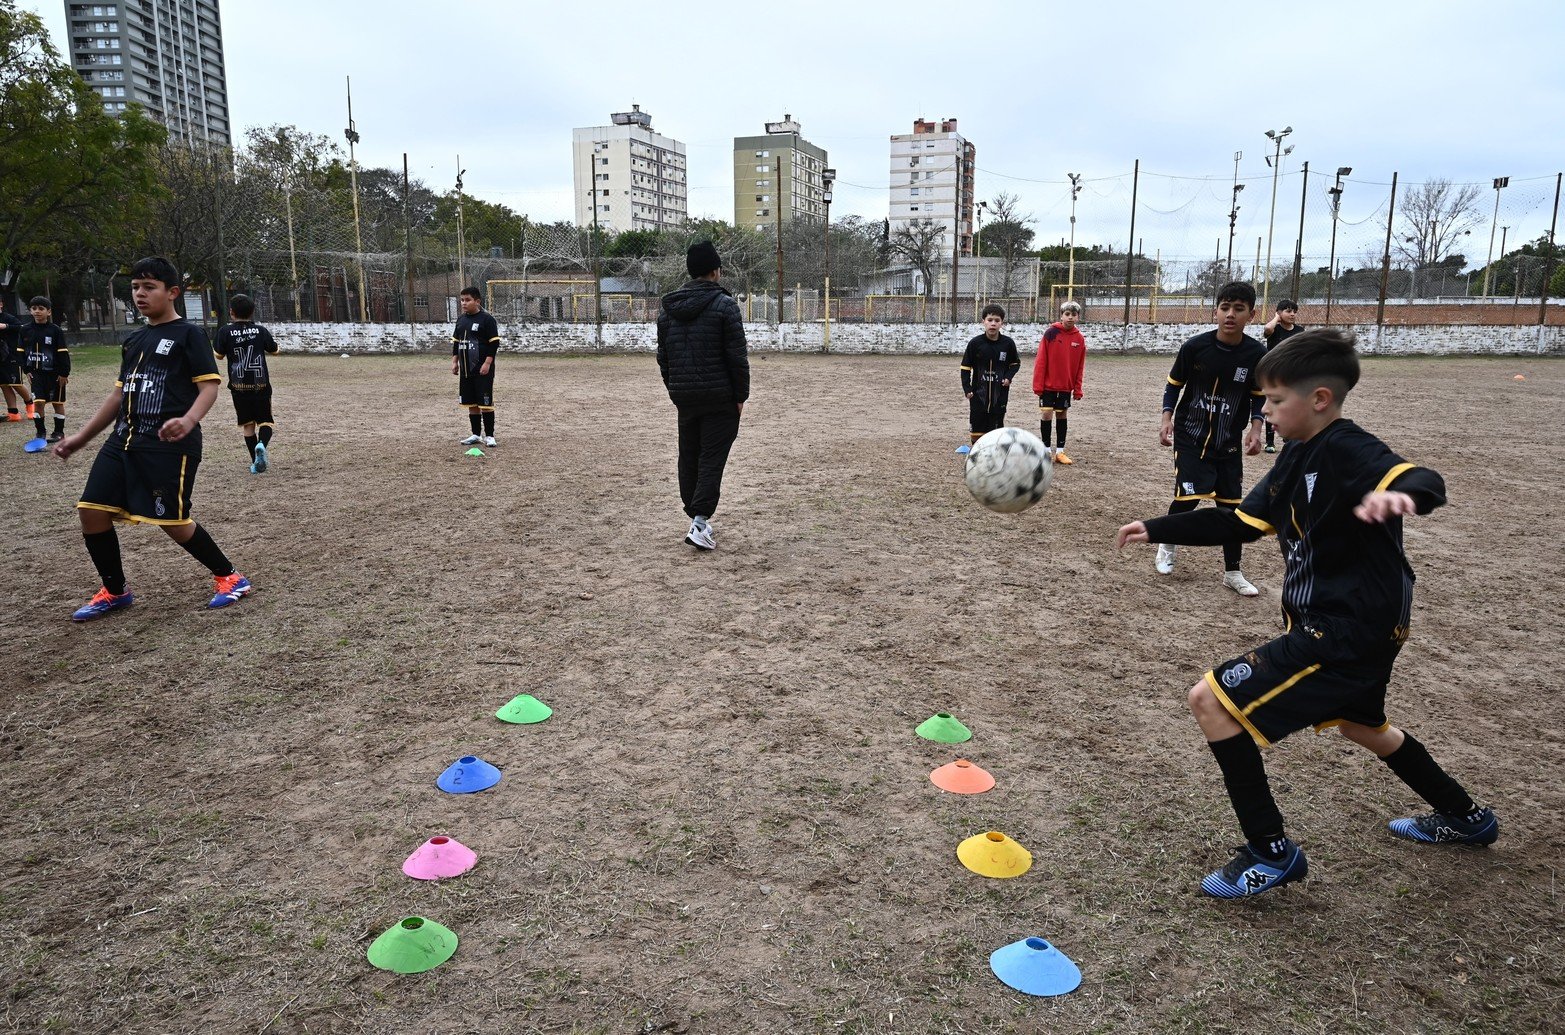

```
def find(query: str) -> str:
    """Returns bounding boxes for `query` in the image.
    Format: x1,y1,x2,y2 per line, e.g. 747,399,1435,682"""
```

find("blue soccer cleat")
1201,842,1309,899
1389,807,1499,846
252,442,268,473
72,586,135,622
208,573,252,609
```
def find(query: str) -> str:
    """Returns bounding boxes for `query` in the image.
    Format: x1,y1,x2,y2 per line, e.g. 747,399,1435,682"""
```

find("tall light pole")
1324,166,1351,323
974,199,988,303
454,159,467,287
1227,182,1245,277
822,167,835,352
1261,126,1293,312
1066,173,1082,300
344,77,368,322
1482,176,1510,298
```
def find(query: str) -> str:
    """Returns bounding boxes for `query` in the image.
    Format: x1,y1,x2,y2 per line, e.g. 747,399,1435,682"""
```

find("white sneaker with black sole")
484,436,498,447
460,434,481,445
684,518,715,551
1155,544,1177,575
1223,570,1260,596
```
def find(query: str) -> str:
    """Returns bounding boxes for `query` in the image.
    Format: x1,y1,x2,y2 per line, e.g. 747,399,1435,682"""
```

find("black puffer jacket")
656,279,749,408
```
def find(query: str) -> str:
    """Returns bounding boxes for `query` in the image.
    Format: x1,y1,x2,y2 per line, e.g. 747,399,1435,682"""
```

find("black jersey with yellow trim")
1235,418,1446,653
112,318,221,451
959,333,1020,396
451,310,501,376
20,321,70,377
213,321,280,388
1164,330,1265,458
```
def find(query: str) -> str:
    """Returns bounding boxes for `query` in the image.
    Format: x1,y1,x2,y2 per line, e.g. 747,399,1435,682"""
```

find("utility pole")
403,153,415,346
1482,176,1509,299
950,148,965,325
1325,167,1351,324
775,173,785,326
1375,173,1398,328
345,77,368,322
1261,126,1293,310
1123,159,1139,326
1226,151,1242,278
454,158,467,287
283,170,301,320
1539,172,1561,326
1067,172,1082,300
822,167,835,352
1290,160,1308,301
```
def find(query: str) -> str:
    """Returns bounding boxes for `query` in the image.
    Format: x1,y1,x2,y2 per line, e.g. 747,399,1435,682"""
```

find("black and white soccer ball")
964,427,1053,513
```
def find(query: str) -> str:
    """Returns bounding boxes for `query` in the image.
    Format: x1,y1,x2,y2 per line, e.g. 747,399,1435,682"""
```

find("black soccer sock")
5,408,15,417
1207,732,1287,855
1217,503,1244,571
1265,421,1275,446
482,410,495,436
33,413,46,436
84,529,127,596
258,425,273,446
1056,416,1068,449
1039,418,1052,446
53,415,64,436
1381,733,1477,817
178,524,235,577
244,435,258,459
469,412,482,435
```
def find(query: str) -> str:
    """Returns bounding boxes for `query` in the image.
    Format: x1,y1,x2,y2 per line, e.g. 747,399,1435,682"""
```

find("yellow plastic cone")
958,830,1033,879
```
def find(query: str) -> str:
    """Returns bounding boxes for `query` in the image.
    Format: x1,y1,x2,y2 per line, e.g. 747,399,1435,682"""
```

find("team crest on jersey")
1221,663,1252,688
1305,472,1318,501
1182,481,1195,495
999,351,1008,360
156,338,175,355
1234,367,1250,383
153,495,166,517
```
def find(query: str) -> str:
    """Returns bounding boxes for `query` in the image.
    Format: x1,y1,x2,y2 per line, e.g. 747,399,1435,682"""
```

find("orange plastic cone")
930,758,996,794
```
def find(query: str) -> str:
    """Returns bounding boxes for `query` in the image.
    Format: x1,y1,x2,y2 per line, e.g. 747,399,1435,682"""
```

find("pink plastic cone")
401,835,478,880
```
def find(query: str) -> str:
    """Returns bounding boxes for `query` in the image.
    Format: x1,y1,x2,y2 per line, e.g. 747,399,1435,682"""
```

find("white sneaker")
1223,570,1260,597
460,434,481,445
684,518,715,551
1155,544,1177,575
483,436,498,447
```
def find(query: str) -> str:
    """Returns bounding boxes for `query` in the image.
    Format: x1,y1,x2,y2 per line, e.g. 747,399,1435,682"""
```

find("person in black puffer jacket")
656,241,750,551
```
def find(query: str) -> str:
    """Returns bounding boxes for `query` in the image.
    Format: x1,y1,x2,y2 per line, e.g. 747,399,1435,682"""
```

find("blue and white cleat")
72,586,135,622
208,573,252,609
252,442,268,473
1200,843,1308,899
1389,807,1499,846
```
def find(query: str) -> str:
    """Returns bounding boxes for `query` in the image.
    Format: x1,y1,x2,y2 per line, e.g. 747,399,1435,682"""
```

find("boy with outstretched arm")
1156,281,1266,596
451,286,500,447
1116,327,1497,899
53,257,251,621
0,302,36,423
20,297,69,444
960,304,1020,451
1032,300,1086,465
213,293,281,473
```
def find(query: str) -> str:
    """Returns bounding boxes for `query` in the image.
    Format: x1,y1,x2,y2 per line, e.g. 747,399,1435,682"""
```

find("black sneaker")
1388,807,1499,846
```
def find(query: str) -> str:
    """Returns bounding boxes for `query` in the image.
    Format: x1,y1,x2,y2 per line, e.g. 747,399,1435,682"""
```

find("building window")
596,173,608,181
599,157,608,165
413,294,429,308
757,209,769,217
910,188,920,197
910,206,919,212
910,157,919,166
755,165,769,173
754,149,769,158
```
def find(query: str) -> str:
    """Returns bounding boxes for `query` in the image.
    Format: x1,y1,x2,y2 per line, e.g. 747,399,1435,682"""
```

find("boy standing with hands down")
1156,281,1266,595
960,304,1020,452
452,286,500,447
21,297,69,444
1117,328,1497,899
1032,300,1086,464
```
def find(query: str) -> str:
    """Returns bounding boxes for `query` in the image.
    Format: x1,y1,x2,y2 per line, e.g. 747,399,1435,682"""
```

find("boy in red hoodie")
1032,300,1086,464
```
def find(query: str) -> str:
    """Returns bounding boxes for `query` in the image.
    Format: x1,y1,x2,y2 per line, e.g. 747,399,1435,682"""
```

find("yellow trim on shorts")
460,405,495,412
1174,491,1216,501
1205,671,1270,747
1237,509,1274,534
1375,462,1416,493
177,455,187,521
1313,718,1392,735
1216,496,1243,505
76,502,193,526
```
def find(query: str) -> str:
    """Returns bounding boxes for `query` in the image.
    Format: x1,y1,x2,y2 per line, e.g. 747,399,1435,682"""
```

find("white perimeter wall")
279,321,1563,357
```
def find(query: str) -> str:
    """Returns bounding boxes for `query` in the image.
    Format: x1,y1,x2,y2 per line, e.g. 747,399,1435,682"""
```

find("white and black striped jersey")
112,318,221,450
213,321,279,389
1163,331,1265,458
451,310,500,377
20,321,69,377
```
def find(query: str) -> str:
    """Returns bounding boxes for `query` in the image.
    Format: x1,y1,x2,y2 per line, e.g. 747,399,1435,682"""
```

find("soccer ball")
964,427,1053,513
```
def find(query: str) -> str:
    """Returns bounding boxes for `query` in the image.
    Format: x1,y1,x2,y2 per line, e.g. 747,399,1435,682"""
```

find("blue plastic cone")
24,437,49,453
436,755,501,794
989,937,1082,997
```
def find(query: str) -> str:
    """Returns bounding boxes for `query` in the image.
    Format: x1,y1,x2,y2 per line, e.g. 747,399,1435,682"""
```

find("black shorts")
30,373,65,404
78,442,201,526
968,393,1007,435
459,372,494,410
1206,630,1400,747
1172,447,1243,504
0,357,21,387
1037,391,1072,411
231,386,274,426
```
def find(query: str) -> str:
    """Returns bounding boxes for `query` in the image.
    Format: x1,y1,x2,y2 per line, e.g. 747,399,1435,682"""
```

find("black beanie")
687,241,721,278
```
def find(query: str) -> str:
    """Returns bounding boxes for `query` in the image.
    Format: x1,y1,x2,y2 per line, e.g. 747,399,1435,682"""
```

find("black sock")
53,415,64,436
84,529,127,596
1207,732,1287,855
258,425,273,446
1381,733,1477,817
469,412,482,435
1217,503,1243,571
482,410,495,436
1056,416,1068,449
178,524,235,577
5,408,15,417
1265,422,1275,445
244,435,258,459
33,413,45,436
1039,419,1052,446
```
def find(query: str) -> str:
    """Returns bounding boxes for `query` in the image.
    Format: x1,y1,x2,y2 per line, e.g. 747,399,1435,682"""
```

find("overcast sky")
27,0,1565,269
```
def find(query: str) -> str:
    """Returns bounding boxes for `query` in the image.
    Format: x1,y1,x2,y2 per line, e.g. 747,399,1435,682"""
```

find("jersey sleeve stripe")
1236,509,1275,534
1166,375,1183,386
1374,462,1417,493
193,374,221,383
487,336,501,342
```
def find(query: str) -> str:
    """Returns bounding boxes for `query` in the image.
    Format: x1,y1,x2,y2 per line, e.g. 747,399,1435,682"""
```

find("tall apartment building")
889,118,976,257
572,106,688,233
64,0,231,149
732,115,829,232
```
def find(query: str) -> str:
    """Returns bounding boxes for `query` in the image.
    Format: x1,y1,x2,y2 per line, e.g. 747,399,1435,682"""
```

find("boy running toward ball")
212,293,281,473
1117,327,1497,899
960,304,1020,451
451,286,500,447
1155,281,1266,596
1032,300,1086,465
53,257,251,621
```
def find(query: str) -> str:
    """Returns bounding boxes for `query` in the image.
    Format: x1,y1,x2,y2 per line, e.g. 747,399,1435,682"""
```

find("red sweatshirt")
1032,322,1086,397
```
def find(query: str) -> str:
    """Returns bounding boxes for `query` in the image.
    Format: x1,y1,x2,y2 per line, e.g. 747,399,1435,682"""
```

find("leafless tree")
1391,179,1483,269
980,191,1035,296
888,218,946,297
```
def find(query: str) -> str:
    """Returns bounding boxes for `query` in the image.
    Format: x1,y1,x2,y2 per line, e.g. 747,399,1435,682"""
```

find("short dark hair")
1256,326,1361,402
460,286,482,304
130,256,181,290
980,303,1006,320
229,293,255,319
1277,299,1298,311
28,296,51,309
1215,281,1256,308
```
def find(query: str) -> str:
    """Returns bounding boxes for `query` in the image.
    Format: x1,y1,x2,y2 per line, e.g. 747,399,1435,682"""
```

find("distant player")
20,296,69,444
213,293,281,473
53,257,251,621
1260,299,1304,453
1155,281,1265,596
451,286,500,447
1117,327,1497,899
1031,300,1086,465
960,304,1020,451
0,301,36,423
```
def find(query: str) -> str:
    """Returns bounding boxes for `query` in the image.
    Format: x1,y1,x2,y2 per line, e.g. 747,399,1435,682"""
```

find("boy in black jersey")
1260,299,1303,452
213,294,281,473
451,286,500,447
1156,281,1266,596
960,304,1020,451
0,302,37,423
53,257,251,621
21,297,69,445
1117,327,1497,899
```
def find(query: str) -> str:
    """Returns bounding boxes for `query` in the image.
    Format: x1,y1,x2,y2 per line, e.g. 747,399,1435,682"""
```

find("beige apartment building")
889,118,976,256
732,116,829,232
572,106,688,233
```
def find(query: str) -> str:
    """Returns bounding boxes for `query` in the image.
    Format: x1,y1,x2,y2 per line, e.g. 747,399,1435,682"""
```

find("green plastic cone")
916,712,972,744
496,693,553,724
465,447,485,457
367,916,458,974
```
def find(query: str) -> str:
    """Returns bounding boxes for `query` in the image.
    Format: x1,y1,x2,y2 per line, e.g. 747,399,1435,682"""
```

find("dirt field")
1,348,1561,1035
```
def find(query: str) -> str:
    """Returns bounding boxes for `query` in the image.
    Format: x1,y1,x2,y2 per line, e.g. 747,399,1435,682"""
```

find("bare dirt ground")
1,348,1561,1035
